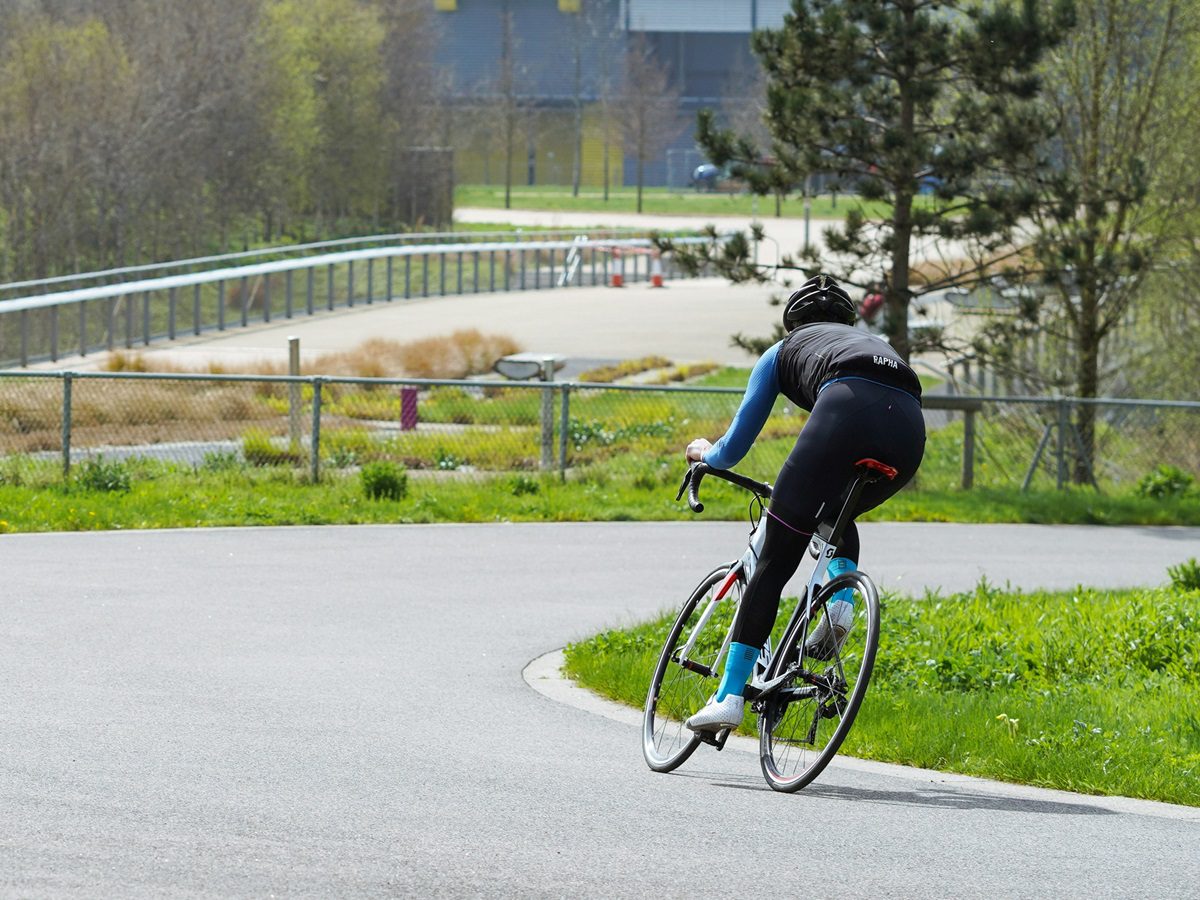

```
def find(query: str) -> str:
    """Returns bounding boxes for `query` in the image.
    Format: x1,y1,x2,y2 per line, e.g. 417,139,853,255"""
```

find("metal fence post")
559,383,570,480
310,377,323,483
288,337,302,450
61,373,73,478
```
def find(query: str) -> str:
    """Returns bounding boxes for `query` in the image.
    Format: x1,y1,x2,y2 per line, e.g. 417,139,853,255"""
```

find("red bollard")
400,387,418,430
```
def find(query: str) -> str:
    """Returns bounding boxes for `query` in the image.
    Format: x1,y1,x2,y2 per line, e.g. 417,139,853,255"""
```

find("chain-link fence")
1,372,1197,494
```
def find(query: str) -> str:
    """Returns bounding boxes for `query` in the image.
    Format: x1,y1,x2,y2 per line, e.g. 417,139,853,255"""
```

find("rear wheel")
642,565,743,773
757,571,880,792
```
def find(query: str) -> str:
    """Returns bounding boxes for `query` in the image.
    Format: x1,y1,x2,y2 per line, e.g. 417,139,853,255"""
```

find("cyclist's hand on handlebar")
685,438,712,462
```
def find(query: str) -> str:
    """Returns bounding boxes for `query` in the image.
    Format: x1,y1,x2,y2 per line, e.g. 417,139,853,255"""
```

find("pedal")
698,727,732,751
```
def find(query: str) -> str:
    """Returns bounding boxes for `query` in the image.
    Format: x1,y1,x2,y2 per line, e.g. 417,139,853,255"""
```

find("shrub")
200,450,242,473
510,474,540,496
397,329,521,379
242,429,303,466
361,460,408,501
75,456,132,493
578,355,672,383
1137,464,1194,499
1168,558,1200,592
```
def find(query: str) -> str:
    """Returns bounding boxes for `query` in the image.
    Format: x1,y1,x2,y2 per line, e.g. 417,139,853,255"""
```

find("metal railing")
0,235,711,369
1,370,1195,494
0,228,657,300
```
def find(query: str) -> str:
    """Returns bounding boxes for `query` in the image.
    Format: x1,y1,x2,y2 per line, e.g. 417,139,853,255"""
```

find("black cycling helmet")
782,274,856,331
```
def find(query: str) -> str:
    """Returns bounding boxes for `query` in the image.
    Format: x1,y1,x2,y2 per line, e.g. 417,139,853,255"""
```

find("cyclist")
684,274,926,732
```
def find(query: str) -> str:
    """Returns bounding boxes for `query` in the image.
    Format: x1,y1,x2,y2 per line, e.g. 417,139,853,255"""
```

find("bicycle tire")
642,564,743,773
757,571,880,792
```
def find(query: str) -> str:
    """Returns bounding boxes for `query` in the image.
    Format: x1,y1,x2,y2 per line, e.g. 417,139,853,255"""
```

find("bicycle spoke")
759,573,880,792
643,566,742,773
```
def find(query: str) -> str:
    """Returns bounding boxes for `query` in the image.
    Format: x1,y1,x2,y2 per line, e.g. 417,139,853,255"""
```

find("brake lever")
677,462,707,513
675,467,692,503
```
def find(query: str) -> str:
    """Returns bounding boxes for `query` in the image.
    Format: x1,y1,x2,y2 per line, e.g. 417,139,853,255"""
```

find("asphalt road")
4,522,1199,897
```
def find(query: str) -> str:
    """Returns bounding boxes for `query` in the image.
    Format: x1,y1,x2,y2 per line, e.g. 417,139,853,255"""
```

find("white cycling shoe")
686,694,745,732
805,599,855,660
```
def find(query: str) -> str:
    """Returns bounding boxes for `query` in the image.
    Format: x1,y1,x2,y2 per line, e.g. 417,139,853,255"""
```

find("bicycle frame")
672,459,896,703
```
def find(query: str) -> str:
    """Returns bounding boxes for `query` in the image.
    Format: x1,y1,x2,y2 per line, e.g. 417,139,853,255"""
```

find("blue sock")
826,557,858,607
716,642,759,701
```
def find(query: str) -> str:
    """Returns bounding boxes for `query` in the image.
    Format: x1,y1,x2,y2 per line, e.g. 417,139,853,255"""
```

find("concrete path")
4,522,1198,897
114,277,780,374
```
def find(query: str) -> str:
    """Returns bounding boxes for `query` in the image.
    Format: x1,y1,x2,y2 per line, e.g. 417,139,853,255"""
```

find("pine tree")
688,0,1073,362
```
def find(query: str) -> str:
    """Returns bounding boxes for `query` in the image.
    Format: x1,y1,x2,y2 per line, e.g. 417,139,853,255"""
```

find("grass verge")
563,580,1200,806
454,184,939,220
0,455,1199,533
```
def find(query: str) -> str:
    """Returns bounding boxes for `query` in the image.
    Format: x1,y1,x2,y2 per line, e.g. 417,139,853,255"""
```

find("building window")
434,0,456,11
559,0,581,11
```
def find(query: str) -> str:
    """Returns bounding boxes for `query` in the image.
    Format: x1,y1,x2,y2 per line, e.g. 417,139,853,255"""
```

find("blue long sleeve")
702,341,782,470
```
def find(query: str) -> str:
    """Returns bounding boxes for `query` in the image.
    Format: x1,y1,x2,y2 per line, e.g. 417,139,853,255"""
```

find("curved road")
4,522,1199,897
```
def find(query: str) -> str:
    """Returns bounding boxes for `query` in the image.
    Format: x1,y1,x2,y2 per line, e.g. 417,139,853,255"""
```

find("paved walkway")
112,277,782,373
4,522,1198,896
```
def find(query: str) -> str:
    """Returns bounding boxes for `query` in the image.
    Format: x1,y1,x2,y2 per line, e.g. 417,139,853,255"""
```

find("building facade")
430,0,791,188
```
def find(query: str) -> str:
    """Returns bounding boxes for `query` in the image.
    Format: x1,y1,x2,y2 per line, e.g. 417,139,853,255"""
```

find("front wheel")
757,571,880,792
642,564,743,773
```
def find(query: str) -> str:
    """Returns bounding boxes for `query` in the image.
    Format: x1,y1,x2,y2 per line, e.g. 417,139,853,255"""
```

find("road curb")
523,647,1200,822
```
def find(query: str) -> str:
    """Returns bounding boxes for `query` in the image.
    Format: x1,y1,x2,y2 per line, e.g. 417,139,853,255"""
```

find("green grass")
563,580,1200,806
456,184,920,220
0,452,1198,534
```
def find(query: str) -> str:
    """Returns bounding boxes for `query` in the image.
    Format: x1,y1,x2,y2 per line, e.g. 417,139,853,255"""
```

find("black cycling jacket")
775,323,922,411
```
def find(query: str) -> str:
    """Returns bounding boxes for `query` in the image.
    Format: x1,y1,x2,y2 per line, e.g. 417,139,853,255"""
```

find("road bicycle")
642,458,896,792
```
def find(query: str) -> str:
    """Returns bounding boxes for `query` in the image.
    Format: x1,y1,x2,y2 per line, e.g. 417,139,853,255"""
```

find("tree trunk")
603,126,610,202
572,22,583,198
888,194,914,363
636,155,644,213
504,113,514,210
1073,284,1101,484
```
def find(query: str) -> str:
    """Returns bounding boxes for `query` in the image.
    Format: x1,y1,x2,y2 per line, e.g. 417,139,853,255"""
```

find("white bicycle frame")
674,509,839,692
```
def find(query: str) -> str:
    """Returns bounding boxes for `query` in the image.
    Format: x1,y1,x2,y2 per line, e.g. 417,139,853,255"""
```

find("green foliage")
360,460,407,501
242,430,304,466
200,450,243,473
1138,464,1194,499
687,0,1074,359
1168,558,1200,593
0,2,443,284
568,418,675,451
566,581,1200,805
509,474,540,496
74,457,133,493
